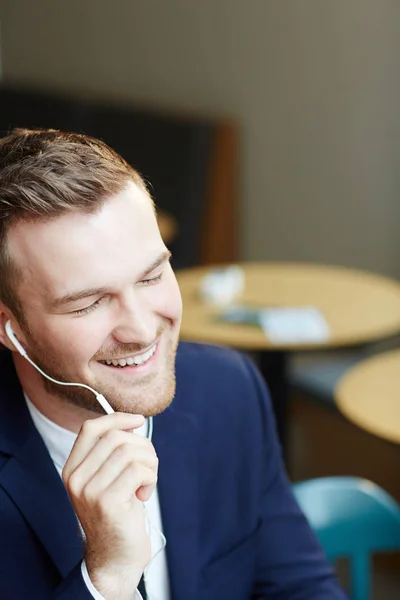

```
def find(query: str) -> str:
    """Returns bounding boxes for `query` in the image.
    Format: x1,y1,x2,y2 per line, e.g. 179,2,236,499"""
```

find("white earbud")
5,320,27,357
4,319,114,414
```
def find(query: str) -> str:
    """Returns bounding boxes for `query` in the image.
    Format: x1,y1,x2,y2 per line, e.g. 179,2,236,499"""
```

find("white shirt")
25,395,170,600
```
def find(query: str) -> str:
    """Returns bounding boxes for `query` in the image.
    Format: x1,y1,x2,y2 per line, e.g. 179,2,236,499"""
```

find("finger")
95,463,157,509
63,413,145,482
67,440,158,500
66,430,156,491
111,463,157,502
136,483,155,503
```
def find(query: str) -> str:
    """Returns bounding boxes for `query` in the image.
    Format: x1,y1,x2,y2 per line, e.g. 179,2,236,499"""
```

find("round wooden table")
177,262,400,449
336,349,400,444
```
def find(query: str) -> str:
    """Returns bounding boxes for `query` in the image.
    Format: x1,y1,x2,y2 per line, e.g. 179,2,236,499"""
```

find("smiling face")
5,182,182,425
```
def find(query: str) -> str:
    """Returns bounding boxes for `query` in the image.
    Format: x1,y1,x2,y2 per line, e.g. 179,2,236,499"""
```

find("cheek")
35,317,108,365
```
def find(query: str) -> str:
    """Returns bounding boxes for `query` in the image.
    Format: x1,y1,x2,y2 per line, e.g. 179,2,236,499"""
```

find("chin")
101,374,176,418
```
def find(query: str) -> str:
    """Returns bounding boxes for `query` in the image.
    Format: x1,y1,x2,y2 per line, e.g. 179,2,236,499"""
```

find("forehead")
8,183,163,306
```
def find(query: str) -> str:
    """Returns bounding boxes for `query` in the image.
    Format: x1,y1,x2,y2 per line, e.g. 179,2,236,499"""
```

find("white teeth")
103,344,156,368
141,349,153,363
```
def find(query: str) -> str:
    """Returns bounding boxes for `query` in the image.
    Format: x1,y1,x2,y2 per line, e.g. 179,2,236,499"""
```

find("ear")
0,302,28,353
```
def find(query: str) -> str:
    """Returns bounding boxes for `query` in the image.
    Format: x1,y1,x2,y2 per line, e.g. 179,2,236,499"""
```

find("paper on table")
259,306,330,344
199,266,244,306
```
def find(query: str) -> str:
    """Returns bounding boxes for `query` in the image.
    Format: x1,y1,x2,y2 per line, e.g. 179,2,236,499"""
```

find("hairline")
1,178,155,325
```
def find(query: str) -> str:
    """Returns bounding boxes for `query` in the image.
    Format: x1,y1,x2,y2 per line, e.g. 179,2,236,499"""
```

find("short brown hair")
0,128,147,320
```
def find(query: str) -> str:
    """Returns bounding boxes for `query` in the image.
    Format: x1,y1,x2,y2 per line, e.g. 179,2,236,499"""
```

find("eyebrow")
49,249,172,310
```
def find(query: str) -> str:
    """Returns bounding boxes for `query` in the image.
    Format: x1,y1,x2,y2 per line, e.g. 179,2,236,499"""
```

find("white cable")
143,414,166,583
5,320,114,413
6,319,165,597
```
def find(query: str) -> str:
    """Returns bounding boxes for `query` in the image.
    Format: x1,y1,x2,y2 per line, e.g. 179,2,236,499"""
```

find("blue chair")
292,477,400,600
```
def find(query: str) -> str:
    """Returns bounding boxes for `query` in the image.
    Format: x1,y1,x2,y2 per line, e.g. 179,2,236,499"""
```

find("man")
0,129,347,599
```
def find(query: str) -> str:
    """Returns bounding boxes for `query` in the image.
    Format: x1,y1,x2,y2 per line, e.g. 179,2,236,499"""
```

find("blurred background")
2,0,400,274
1,1,400,597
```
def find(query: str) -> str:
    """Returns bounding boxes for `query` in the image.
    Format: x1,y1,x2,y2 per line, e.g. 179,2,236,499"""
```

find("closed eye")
140,273,163,285
72,297,106,317
71,272,164,316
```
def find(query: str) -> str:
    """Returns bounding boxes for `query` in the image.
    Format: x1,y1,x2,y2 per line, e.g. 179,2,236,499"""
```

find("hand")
62,413,158,600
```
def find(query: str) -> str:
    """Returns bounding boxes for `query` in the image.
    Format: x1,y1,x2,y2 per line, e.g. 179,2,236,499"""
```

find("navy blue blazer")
0,343,347,599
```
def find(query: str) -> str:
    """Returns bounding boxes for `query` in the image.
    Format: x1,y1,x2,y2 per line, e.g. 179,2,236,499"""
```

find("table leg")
258,351,289,458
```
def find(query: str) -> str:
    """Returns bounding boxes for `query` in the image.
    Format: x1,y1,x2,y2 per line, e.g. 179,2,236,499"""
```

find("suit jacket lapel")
0,348,200,596
153,403,199,600
0,352,83,578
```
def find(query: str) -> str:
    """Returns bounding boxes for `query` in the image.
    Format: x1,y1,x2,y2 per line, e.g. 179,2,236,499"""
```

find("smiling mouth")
98,344,157,368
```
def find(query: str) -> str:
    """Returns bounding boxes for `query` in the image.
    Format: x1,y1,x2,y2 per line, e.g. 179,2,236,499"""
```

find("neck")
13,353,100,433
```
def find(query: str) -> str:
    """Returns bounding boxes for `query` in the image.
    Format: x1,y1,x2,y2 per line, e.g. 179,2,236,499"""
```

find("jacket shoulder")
175,341,270,420
176,341,250,375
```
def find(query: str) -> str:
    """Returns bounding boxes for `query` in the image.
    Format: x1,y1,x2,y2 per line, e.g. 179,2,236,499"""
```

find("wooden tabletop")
177,262,400,351
336,349,400,444
157,211,177,244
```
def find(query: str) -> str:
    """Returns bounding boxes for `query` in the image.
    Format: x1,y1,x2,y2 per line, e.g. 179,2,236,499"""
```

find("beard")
22,320,179,418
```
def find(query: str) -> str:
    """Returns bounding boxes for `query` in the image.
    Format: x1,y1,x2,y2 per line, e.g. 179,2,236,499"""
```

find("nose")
111,292,158,346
